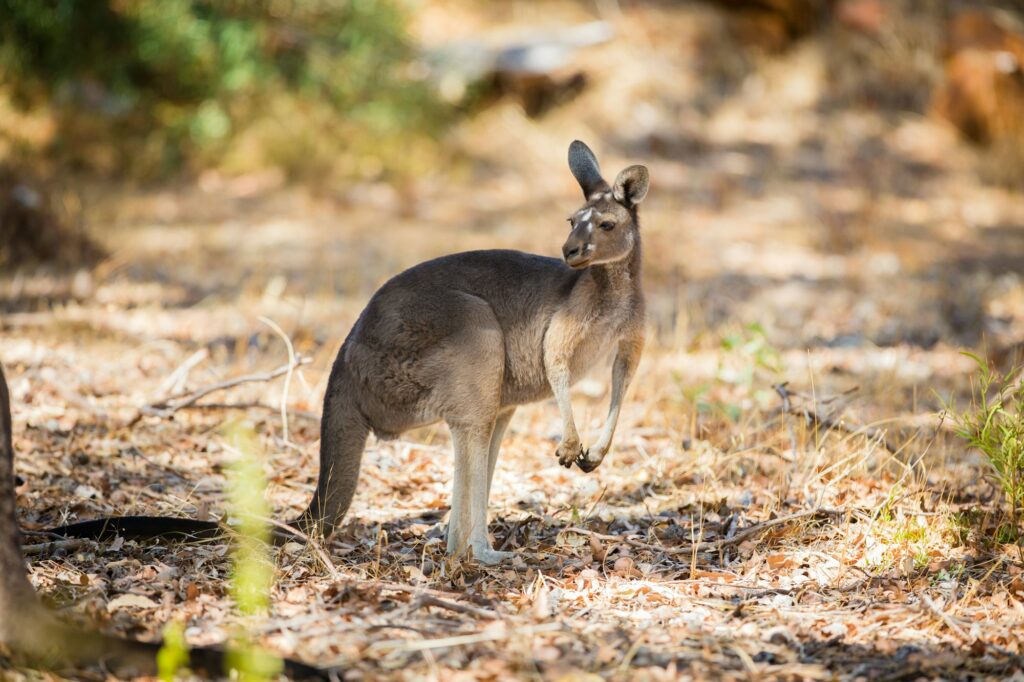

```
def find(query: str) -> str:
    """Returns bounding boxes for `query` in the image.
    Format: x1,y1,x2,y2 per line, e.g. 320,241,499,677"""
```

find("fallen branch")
135,356,312,422
21,538,87,556
773,383,900,454
414,593,500,620
368,622,562,654
151,401,319,422
262,515,340,579
565,508,847,556
920,593,969,640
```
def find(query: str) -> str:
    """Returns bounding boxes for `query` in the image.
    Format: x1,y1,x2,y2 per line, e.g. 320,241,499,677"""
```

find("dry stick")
775,381,799,454
259,515,340,579
169,401,319,422
21,538,88,556
564,508,845,556
136,356,312,421
920,593,970,640
368,622,562,654
921,592,1018,658
414,593,500,620
773,383,899,454
259,316,298,445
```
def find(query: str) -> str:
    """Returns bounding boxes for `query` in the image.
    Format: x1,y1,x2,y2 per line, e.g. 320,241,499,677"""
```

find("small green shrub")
155,421,280,680
224,420,281,681
157,621,189,681
949,352,1024,541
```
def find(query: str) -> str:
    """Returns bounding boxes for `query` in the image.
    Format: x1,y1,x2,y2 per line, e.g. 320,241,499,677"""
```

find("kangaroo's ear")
612,165,649,206
568,140,610,198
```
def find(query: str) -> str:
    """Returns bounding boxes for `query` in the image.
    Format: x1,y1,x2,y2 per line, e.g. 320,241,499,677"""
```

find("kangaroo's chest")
566,314,623,380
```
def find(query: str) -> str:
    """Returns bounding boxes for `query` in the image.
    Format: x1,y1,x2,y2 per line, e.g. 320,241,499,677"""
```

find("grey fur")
296,141,648,564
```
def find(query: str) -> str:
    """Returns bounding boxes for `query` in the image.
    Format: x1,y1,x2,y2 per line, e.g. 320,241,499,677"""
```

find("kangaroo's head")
562,140,649,270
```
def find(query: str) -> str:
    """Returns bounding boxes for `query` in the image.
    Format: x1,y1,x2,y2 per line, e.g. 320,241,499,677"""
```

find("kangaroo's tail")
291,360,369,539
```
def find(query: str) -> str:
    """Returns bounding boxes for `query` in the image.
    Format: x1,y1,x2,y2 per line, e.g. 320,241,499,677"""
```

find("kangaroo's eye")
600,221,615,231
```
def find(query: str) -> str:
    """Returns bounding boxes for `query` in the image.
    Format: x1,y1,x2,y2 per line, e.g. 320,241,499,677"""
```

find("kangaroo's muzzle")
563,238,593,269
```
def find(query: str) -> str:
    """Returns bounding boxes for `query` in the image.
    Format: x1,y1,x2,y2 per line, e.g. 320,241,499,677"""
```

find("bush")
949,352,1024,541
0,0,448,180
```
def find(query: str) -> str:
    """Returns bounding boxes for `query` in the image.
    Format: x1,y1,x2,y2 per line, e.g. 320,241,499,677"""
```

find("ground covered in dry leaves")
5,1,1024,680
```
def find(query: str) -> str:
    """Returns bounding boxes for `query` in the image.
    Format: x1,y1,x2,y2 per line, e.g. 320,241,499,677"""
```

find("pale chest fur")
548,282,641,384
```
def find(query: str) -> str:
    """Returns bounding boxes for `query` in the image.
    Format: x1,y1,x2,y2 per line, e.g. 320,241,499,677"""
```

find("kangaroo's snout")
563,235,592,268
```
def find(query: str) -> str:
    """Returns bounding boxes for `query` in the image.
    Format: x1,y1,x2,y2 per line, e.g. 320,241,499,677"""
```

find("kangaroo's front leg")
544,315,588,468
577,335,643,473
548,360,584,468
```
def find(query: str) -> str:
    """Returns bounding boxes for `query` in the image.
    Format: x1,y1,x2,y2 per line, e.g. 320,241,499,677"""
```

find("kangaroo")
0,364,326,678
294,140,648,564
49,140,648,567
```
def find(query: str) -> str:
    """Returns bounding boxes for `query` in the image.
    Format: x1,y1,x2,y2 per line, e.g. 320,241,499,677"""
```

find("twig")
259,316,298,445
920,593,970,640
136,356,311,421
161,401,319,422
368,622,562,653
773,383,899,454
564,508,845,556
414,594,500,620
261,515,340,579
22,539,88,556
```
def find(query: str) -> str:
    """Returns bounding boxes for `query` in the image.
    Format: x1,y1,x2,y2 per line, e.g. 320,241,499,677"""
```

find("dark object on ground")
0,167,102,269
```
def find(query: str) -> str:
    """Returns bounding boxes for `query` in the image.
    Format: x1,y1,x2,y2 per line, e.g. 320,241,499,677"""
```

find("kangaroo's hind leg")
487,407,515,500
435,292,511,564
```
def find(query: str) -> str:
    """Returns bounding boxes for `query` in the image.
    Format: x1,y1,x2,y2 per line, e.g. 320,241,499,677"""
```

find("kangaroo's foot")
470,541,514,565
556,437,585,468
575,441,608,473
447,522,513,565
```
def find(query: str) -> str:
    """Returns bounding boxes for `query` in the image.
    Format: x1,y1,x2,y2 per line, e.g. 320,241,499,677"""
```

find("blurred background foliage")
0,0,448,181
3,0,1024,270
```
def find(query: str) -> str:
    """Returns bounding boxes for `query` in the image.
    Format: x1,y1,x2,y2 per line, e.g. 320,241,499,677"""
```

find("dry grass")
3,1,1024,680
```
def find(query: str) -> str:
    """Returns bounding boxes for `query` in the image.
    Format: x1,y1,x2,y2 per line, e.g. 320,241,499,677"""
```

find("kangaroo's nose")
563,243,583,261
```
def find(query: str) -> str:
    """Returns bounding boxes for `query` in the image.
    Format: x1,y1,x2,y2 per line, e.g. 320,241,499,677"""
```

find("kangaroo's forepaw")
576,445,607,473
556,440,585,468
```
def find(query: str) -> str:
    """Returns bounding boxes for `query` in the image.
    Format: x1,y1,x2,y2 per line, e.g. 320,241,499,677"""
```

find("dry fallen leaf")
106,594,159,612
766,555,797,570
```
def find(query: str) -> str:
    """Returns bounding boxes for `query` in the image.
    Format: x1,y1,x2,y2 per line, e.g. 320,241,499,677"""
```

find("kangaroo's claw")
575,452,599,473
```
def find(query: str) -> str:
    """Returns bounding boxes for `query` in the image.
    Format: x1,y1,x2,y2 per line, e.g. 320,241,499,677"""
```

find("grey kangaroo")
296,140,648,564
50,140,648,566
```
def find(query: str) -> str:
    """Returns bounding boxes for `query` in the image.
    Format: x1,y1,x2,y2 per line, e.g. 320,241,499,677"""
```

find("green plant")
157,621,189,681
948,352,1024,541
675,324,783,425
223,420,281,681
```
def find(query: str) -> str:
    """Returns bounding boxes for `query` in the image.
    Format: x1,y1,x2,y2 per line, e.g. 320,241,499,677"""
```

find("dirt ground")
3,2,1024,680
